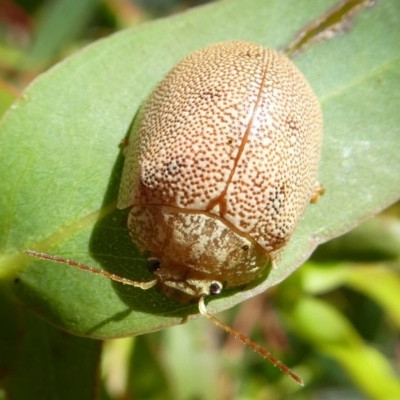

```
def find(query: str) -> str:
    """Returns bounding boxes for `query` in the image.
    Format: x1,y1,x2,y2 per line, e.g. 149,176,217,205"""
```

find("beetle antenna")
198,297,303,386
24,250,157,290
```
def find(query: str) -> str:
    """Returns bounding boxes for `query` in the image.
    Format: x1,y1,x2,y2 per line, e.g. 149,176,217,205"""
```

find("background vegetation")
0,0,399,399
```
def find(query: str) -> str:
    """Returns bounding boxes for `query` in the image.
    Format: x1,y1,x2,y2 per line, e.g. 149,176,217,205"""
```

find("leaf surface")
0,0,399,337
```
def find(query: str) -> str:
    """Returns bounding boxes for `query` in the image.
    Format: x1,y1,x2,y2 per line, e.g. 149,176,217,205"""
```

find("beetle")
26,41,323,385
118,40,322,303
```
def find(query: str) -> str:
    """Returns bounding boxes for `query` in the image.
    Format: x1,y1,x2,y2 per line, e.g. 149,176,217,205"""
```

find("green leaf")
1,0,400,338
290,297,400,399
301,263,400,330
159,319,219,400
300,214,400,328
0,287,101,400
128,335,173,399
346,266,400,329
22,0,99,69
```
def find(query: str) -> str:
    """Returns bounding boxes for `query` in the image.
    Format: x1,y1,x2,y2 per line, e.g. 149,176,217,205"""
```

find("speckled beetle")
26,41,323,385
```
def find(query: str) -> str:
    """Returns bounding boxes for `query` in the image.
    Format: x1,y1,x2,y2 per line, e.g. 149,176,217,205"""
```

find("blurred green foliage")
1,1,400,400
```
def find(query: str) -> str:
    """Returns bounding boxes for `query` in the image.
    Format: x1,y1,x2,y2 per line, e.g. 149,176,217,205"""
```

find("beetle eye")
209,281,222,295
147,258,161,273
